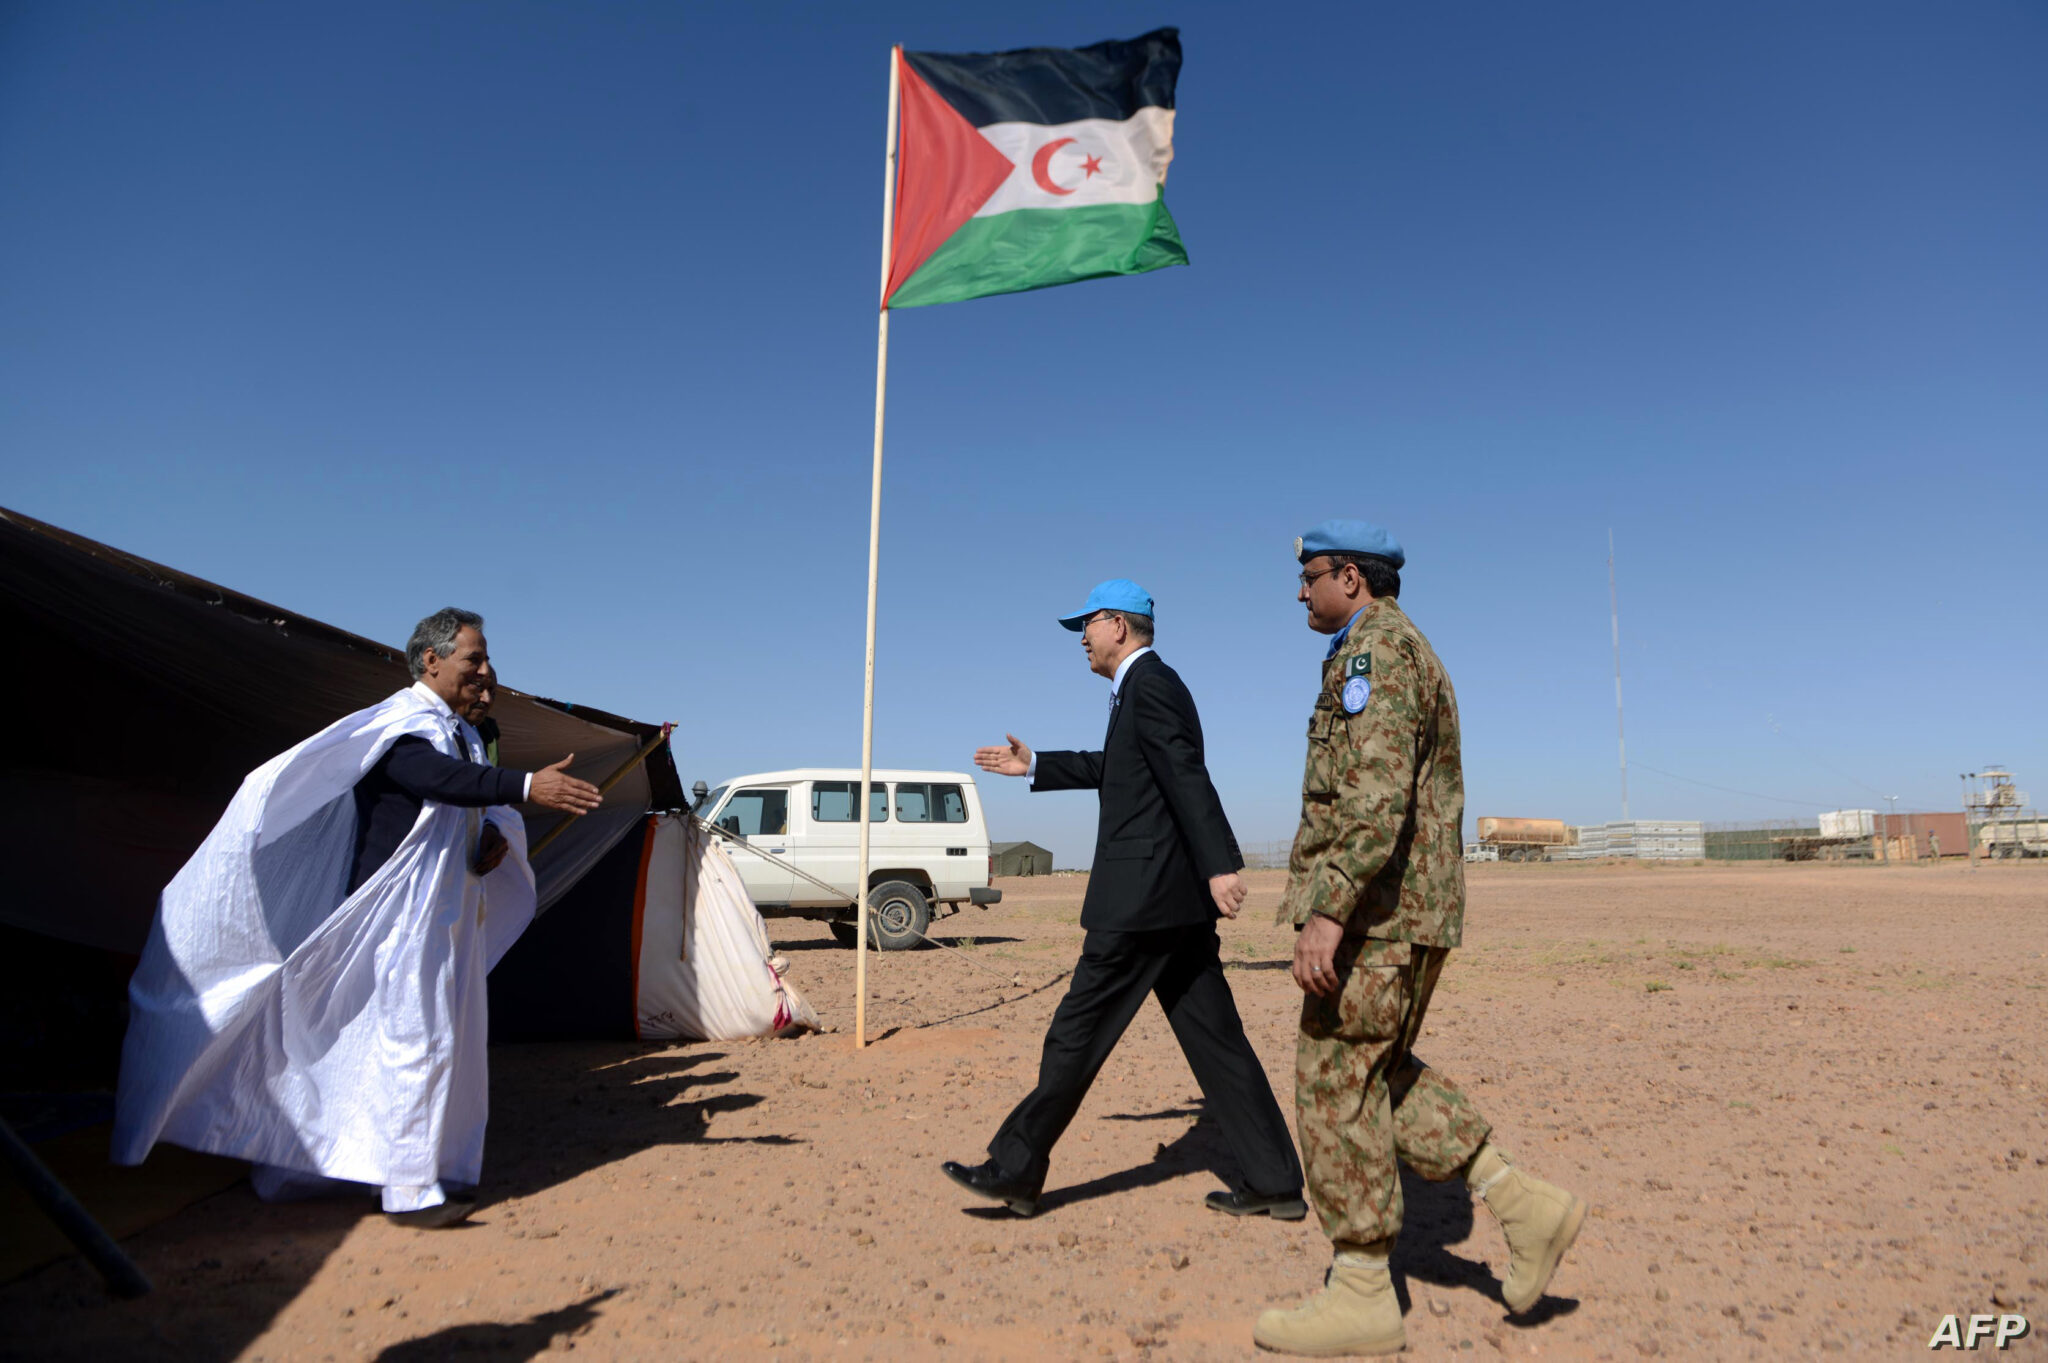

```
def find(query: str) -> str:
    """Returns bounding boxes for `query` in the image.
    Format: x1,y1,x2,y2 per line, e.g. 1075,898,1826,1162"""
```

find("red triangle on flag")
884,50,1015,307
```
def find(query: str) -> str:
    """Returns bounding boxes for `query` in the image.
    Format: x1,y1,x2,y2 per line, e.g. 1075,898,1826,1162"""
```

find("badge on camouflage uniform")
1344,655,1371,679
1342,675,1371,713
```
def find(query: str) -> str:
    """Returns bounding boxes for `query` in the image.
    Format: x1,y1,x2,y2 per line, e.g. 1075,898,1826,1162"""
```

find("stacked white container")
1564,820,1705,860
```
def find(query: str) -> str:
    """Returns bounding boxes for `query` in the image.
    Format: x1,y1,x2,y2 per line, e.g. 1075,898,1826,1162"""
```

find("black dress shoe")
940,1159,1042,1217
384,1196,477,1229
1205,1188,1308,1220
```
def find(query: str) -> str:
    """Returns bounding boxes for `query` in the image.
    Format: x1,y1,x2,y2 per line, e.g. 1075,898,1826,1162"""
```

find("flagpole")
855,47,901,1051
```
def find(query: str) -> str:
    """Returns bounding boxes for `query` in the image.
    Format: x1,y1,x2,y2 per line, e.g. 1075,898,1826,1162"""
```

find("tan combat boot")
1253,1242,1406,1356
1468,1143,1586,1313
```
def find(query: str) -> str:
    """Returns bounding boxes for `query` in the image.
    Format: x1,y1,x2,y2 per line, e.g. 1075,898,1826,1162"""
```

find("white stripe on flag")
972,108,1175,218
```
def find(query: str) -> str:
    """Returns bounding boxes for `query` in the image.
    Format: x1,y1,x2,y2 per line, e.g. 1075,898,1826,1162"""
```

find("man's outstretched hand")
973,734,1034,778
1209,872,1248,919
529,754,602,815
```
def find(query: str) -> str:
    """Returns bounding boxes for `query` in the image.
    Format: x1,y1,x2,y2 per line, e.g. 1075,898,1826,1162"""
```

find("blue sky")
3,1,2042,864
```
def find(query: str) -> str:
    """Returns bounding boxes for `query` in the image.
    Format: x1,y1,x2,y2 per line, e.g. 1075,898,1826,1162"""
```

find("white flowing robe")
112,685,537,1198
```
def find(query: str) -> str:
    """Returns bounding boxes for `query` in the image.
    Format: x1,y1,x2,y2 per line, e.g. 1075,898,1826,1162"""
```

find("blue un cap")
1058,579,1156,631
1295,519,1405,568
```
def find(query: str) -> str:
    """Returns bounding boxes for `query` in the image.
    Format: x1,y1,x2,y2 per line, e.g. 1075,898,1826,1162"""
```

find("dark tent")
485,816,652,1042
992,840,1054,876
0,506,683,1088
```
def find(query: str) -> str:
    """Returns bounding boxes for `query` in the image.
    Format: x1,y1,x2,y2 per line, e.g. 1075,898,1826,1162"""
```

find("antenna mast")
1610,529,1629,820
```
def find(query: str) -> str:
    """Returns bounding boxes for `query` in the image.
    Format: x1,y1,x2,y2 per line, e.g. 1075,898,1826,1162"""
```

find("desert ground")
4,861,2045,1361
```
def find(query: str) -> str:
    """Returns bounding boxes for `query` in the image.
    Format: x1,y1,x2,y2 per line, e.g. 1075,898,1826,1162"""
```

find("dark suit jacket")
347,735,528,894
1031,651,1242,932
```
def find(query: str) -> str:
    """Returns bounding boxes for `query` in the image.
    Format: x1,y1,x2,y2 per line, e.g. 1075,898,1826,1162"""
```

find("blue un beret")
1295,519,1405,569
1057,578,1155,631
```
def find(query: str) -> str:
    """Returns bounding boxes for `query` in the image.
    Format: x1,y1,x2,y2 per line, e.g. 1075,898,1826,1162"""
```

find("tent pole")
856,47,901,1051
526,725,673,863
0,1117,151,1298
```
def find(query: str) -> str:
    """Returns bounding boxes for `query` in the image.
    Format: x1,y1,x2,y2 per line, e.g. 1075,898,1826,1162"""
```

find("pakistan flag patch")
1344,654,1372,680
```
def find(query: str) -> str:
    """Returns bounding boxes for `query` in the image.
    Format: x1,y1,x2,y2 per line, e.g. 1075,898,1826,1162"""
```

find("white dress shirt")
1026,646,1153,780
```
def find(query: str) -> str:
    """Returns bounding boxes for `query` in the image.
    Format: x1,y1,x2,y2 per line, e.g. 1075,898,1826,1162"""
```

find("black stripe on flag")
904,28,1179,130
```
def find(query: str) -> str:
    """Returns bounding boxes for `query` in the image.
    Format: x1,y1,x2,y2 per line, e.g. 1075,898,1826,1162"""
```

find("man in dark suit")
943,579,1304,1219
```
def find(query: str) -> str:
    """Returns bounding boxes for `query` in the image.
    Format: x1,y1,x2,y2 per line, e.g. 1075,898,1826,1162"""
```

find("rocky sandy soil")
4,861,2045,1362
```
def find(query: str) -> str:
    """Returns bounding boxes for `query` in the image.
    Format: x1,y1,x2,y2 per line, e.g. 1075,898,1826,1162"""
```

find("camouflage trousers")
1296,937,1491,1247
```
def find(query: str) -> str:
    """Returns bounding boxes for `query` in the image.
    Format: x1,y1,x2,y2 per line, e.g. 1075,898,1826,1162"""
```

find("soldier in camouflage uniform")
1254,521,1586,1358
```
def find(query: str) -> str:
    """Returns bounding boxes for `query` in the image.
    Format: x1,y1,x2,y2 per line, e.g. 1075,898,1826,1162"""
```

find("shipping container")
1874,812,1967,859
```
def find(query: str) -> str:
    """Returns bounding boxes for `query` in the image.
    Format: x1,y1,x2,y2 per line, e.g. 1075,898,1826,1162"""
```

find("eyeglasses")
1298,564,1346,589
1081,612,1119,630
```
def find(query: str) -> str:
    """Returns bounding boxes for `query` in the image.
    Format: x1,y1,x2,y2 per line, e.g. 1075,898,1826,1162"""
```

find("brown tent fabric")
0,506,681,1084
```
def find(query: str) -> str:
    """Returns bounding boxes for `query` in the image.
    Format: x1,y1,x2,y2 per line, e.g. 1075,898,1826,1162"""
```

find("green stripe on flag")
889,198,1187,309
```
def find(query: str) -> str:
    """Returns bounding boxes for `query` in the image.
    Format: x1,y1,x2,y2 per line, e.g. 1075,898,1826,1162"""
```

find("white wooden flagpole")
856,47,901,1050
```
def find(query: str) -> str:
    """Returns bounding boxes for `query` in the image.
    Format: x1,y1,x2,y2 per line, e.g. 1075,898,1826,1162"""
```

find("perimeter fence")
1241,840,1293,870
1254,822,1834,866
1704,818,1819,861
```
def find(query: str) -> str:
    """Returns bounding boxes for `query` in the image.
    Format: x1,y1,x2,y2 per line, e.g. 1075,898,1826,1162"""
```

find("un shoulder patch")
1341,676,1371,714
1344,654,1372,679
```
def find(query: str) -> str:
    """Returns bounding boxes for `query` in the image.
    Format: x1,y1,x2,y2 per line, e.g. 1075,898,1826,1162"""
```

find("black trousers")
989,923,1303,1197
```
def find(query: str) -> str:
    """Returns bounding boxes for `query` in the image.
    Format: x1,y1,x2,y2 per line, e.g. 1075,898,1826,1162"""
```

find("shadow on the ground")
479,1044,790,1206
1388,1167,1580,1321
1101,1103,1204,1123
0,1041,777,1362
960,1102,1238,1217
772,934,1024,953
0,1184,373,1361
374,1289,616,1362
915,972,1071,1029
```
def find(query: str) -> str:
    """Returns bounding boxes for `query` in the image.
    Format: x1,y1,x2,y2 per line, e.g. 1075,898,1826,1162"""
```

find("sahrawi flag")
884,28,1184,309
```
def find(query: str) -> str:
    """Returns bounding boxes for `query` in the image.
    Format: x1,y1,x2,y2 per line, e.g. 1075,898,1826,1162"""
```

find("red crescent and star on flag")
1029,138,1107,196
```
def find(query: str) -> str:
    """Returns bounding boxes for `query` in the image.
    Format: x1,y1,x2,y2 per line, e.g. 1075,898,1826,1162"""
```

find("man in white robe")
113,608,601,1227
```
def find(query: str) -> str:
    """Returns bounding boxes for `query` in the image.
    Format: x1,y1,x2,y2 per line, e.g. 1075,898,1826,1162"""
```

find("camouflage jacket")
1278,597,1466,946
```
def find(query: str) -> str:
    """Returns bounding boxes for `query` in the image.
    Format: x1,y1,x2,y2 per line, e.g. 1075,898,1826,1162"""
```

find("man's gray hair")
407,608,484,680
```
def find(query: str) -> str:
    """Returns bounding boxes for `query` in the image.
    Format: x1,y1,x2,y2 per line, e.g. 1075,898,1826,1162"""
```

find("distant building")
992,841,1054,877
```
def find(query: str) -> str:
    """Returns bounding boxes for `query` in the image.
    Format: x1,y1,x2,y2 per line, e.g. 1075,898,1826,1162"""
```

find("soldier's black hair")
1327,554,1400,600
